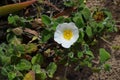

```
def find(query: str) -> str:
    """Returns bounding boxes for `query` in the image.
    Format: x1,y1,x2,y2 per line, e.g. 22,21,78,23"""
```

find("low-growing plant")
0,0,117,80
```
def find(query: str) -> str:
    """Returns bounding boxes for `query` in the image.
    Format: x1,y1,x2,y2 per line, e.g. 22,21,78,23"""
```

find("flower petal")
56,23,68,32
62,42,71,48
54,22,79,48
68,22,78,30
54,30,62,44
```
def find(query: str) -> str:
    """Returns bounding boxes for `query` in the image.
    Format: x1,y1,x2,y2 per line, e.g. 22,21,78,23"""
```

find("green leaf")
82,8,91,20
97,23,104,32
8,15,33,27
6,34,21,45
15,44,25,55
89,21,97,33
6,33,15,43
104,10,112,19
85,51,94,58
41,15,51,26
46,62,57,78
82,59,92,68
85,26,93,38
104,64,111,71
32,64,41,74
79,0,84,4
39,72,47,80
99,48,111,64
1,55,11,65
41,30,52,42
78,29,84,42
25,43,38,54
8,72,16,80
68,52,74,58
77,51,83,58
51,21,58,30
1,65,15,77
23,71,35,80
36,71,47,80
1,67,8,76
55,16,65,23
31,54,43,65
8,15,19,26
64,0,74,7
73,13,84,28
16,59,31,71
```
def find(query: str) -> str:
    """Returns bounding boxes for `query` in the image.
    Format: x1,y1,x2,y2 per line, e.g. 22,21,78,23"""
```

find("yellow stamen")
63,29,73,40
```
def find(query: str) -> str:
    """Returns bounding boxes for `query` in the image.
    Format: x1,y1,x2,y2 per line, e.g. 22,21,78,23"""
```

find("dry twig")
43,0,61,11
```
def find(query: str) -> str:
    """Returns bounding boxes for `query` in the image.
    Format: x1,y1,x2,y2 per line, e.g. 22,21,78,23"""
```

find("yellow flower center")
63,29,73,40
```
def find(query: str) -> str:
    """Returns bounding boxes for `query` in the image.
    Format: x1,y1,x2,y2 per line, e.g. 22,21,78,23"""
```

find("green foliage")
41,15,51,26
77,51,83,58
99,48,111,64
41,29,52,43
68,52,74,58
1,65,22,80
31,54,43,65
32,64,41,74
8,15,33,27
8,72,16,80
25,43,38,54
36,71,47,80
0,56,11,65
8,15,19,26
85,50,94,58
23,71,35,80
104,64,111,71
85,26,93,38
82,7,91,20
64,0,75,7
46,62,57,78
73,13,84,28
16,59,31,71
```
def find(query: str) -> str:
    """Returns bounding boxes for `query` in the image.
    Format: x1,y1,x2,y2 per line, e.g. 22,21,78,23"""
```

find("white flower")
54,22,79,48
